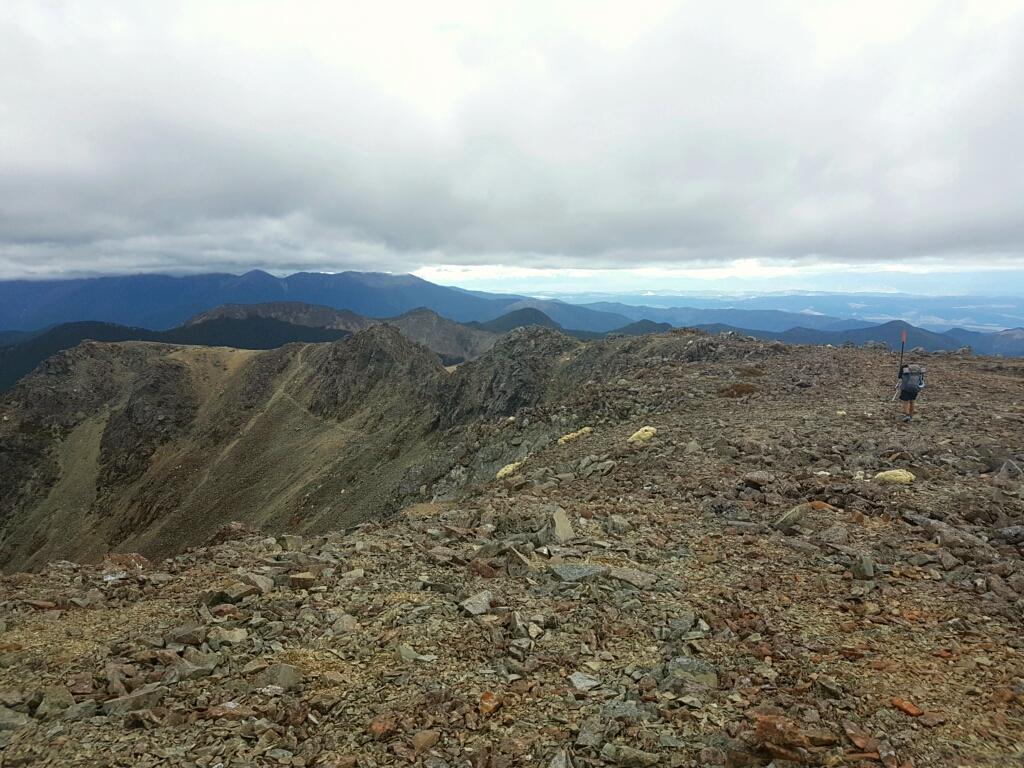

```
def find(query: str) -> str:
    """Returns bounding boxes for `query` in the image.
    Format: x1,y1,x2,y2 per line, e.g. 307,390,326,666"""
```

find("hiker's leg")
909,400,915,416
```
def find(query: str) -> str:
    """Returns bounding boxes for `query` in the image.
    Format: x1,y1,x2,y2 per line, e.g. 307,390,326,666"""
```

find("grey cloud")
1,2,1023,278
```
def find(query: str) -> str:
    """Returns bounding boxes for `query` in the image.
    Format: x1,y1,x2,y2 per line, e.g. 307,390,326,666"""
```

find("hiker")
898,363,925,422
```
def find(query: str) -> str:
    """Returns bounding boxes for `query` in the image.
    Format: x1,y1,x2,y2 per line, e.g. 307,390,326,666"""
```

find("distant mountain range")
0,302,680,393
2,271,1023,387
696,319,1024,356
0,271,639,333
580,301,871,333
0,270,863,335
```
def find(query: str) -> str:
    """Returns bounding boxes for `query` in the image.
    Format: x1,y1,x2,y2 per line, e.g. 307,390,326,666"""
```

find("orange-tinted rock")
468,559,498,579
368,711,397,740
411,730,440,753
754,715,810,748
891,698,923,717
479,690,504,715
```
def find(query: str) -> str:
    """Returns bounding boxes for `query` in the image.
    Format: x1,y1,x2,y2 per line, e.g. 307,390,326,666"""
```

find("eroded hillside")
0,331,1021,766
0,326,744,571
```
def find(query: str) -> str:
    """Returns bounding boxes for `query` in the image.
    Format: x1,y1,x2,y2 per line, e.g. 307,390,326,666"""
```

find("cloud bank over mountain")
1,2,1023,279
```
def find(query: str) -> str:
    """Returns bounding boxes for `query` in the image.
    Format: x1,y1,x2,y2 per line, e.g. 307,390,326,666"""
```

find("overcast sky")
1,1,1023,290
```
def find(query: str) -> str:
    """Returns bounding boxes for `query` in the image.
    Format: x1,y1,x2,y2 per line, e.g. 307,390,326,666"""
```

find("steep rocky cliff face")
0,326,739,570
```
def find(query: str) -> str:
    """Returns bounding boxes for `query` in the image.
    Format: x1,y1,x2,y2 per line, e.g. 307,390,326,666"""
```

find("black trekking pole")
891,330,906,402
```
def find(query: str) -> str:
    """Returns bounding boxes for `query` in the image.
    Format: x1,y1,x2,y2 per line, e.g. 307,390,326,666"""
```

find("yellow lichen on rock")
627,426,657,443
496,461,524,480
558,427,592,445
874,469,915,484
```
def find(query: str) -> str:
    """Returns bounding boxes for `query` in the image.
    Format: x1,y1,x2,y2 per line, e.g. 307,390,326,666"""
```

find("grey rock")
548,563,607,582
666,656,718,688
683,440,702,455
996,526,1024,545
62,700,98,722
772,503,812,533
567,671,600,691
575,715,604,747
208,627,248,646
279,535,304,552
551,508,575,544
241,572,275,595
815,525,849,545
851,552,875,580
742,471,775,489
0,706,34,730
102,684,165,715
255,664,304,691
600,743,659,766
34,686,75,720
459,590,493,616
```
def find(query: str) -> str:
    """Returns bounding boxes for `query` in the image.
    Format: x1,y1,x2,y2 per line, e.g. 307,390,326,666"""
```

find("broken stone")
772,503,812,533
289,572,317,590
666,657,718,688
567,671,600,691
102,684,165,715
548,563,607,582
255,664,304,691
551,507,575,544
851,552,875,580
459,590,493,616
33,686,74,720
241,572,275,594
600,743,659,766
742,471,775,489
0,706,34,730
208,626,248,646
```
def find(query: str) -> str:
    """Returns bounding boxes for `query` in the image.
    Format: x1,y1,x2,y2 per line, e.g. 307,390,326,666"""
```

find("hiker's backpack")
901,364,926,393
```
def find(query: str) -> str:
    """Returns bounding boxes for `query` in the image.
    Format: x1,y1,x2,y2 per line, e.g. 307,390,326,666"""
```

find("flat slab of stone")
289,572,317,590
208,627,248,646
568,671,601,691
459,590,493,616
666,657,718,688
548,563,607,582
255,663,304,691
241,572,274,594
0,705,33,730
102,685,166,715
605,566,657,590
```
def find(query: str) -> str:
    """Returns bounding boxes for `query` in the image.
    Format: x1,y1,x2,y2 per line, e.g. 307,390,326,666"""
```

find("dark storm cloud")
1,1,1023,278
